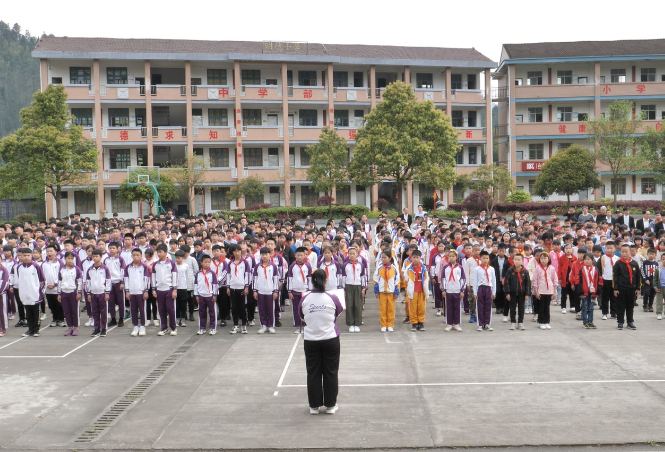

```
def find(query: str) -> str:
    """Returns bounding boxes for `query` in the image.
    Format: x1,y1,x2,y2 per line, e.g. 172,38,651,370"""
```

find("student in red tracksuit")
558,243,580,315
578,252,602,329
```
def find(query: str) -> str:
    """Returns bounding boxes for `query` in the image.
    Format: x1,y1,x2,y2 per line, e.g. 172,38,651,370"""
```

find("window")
641,105,656,120
641,68,656,83
515,78,523,86
298,71,317,86
109,149,130,170
611,69,626,83
265,79,277,85
451,74,462,90
528,180,536,194
468,146,477,165
299,109,318,126
516,151,523,160
558,143,571,152
334,110,349,127
451,110,463,127
528,107,543,123
106,67,127,84
192,108,202,118
557,70,572,85
353,72,364,87
416,73,433,89
515,114,523,123
528,144,544,160
301,186,318,207
577,113,588,121
108,108,129,127
70,67,91,85
208,109,228,126
467,74,477,90
111,190,130,213
74,191,95,214
211,187,230,210
207,69,227,85
241,70,261,85
333,72,348,88
527,71,542,86
557,106,572,122
300,147,310,166
51,77,62,84
267,148,279,166
455,150,464,165
642,177,656,194
193,148,203,157
467,111,477,127
244,148,263,167
191,78,202,86
242,109,261,126
337,186,350,205
135,108,146,127
210,148,229,167
452,183,465,203
577,77,588,84
137,149,147,167
610,178,626,195
71,108,93,127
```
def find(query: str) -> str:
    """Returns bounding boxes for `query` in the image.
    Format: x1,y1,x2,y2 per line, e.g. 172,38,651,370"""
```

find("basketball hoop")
140,182,146,186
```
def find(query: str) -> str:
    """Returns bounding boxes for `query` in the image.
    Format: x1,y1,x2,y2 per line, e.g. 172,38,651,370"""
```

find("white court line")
274,333,301,396
0,323,55,351
278,379,665,388
0,325,119,358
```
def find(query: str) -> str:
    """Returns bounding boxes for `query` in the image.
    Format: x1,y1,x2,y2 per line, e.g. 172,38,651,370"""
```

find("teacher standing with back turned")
300,269,343,415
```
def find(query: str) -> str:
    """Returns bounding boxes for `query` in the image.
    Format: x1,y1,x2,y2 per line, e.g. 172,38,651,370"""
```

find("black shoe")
22,329,33,337
419,323,425,331
411,324,417,332
91,329,101,337
225,315,231,321
627,323,637,330
611,314,617,319
220,320,227,327
15,319,25,327
403,317,410,324
193,306,199,311
275,320,282,327
189,314,195,322
617,323,623,330
117,318,124,327
100,329,107,337
109,318,117,327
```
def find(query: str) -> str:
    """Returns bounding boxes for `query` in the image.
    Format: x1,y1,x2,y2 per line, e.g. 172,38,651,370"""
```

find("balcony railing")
140,127,147,138
180,85,187,96
492,86,509,101
493,125,509,137
231,168,238,179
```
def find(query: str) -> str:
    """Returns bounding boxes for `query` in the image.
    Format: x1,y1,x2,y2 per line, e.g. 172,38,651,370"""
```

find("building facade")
494,39,665,202
32,37,495,219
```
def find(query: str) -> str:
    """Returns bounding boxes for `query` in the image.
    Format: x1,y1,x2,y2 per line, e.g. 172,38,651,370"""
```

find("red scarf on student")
620,258,633,283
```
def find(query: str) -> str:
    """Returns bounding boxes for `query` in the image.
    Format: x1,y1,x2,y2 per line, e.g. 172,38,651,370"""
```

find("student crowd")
0,203,658,339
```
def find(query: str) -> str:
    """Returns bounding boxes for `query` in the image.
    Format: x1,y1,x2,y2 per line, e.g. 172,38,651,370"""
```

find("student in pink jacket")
532,251,559,330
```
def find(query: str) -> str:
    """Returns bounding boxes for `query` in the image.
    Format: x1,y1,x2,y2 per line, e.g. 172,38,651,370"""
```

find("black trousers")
304,336,340,409
538,294,551,325
187,290,196,314
508,293,525,323
616,288,636,325
601,279,616,316
230,288,246,326
495,289,506,313
146,291,158,320
46,293,64,322
561,285,572,309
643,285,655,307
14,289,26,321
246,284,256,321
25,304,40,334
176,289,189,319
217,288,230,321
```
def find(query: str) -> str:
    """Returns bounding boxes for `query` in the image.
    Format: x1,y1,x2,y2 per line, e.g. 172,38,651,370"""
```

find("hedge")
449,200,664,217
212,205,370,221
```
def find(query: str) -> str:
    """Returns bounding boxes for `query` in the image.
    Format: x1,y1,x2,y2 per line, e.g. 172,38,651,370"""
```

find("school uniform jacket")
57,265,82,294
124,263,151,295
253,263,280,295
502,267,532,296
151,259,178,292
430,253,448,282
473,265,496,297
41,258,65,295
490,256,511,292
193,269,219,298
226,259,251,290
404,263,430,299
211,258,228,289
558,256,581,288
85,265,111,295
612,258,642,291
0,266,9,296
595,253,618,282
578,265,602,296
441,264,466,294
532,264,559,296
287,261,313,293
13,262,45,304
104,255,126,284
463,255,481,292
342,259,367,290
318,259,343,291
373,264,400,296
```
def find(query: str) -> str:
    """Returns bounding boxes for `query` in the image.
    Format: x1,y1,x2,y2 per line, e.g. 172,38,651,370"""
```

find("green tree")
228,176,265,208
0,84,98,218
165,154,208,214
305,127,349,216
456,164,515,214
642,124,665,185
532,145,601,208
117,170,178,212
348,81,460,211
505,190,532,203
586,100,646,211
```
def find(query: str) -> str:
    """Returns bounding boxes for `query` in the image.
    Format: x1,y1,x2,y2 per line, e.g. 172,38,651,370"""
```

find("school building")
32,36,496,219
494,39,665,202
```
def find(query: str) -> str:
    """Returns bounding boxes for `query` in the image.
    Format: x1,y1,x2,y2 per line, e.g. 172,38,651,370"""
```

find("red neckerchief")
538,263,550,290
212,258,224,275
232,260,242,277
473,257,481,267
262,264,269,281
413,264,422,283
514,266,523,291
448,264,458,282
481,265,491,284
583,265,594,291
453,239,462,247
382,264,391,292
297,262,306,282
323,260,333,278
620,257,633,282
507,257,514,267
201,268,211,292
349,260,357,281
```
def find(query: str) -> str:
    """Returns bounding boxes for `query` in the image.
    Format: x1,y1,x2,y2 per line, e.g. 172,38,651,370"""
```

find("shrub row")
449,200,664,217
212,205,370,221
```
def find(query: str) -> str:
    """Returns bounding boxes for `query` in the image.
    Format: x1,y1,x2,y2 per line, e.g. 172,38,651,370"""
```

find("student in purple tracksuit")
86,249,111,337
225,244,251,334
442,249,466,332
124,248,150,337
194,255,218,335
13,248,45,337
1,247,18,324
151,244,178,336
104,242,126,327
288,247,313,334
57,252,82,336
0,265,9,336
253,247,280,334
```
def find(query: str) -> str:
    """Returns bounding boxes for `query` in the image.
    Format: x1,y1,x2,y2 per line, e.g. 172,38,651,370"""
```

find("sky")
4,1,665,63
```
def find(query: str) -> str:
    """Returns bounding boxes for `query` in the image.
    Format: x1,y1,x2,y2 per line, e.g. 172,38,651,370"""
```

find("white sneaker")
285,300,291,306
153,319,160,327
258,326,267,334
268,327,276,334
131,326,139,337
519,323,525,330
436,309,442,316
602,314,607,320
477,326,483,331
540,324,547,330
380,327,387,332
139,326,146,336
387,327,393,332
453,325,462,332
509,323,516,330
157,329,167,336
230,326,239,334
85,318,93,327
354,326,360,332
209,329,217,335
658,315,663,320
502,316,508,323
310,407,319,415
325,405,338,414
197,329,205,335
546,324,551,329
40,313,46,320
561,308,567,314
170,328,177,336
241,326,248,334
349,326,355,333
249,320,256,326
295,327,302,334
444,325,453,332
570,307,575,313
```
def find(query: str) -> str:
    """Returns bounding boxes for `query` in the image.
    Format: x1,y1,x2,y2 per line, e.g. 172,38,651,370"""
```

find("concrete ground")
0,292,665,451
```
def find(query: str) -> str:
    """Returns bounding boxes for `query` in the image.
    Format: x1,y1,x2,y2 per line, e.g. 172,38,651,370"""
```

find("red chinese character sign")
218,88,229,98
465,130,473,138
559,125,567,133
602,85,611,94
258,88,268,98
657,123,663,132
209,130,218,139
522,162,543,171
578,124,586,133
637,84,646,94
348,130,357,140
165,131,174,140
303,89,313,99
119,130,129,141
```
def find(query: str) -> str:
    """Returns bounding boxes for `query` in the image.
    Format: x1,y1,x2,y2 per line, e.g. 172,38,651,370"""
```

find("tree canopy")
456,164,515,214
228,176,265,207
305,127,349,215
117,169,177,212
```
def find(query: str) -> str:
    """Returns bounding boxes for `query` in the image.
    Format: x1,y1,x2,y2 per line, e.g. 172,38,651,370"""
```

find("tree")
348,81,460,211
306,127,349,216
0,84,98,218
165,154,208,215
456,164,515,214
117,170,178,213
642,124,665,186
532,145,601,208
586,100,647,211
228,176,265,208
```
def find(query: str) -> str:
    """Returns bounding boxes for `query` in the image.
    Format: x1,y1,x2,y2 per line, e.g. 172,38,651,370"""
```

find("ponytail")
311,268,327,291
